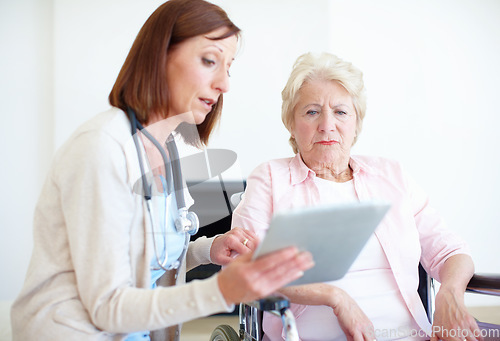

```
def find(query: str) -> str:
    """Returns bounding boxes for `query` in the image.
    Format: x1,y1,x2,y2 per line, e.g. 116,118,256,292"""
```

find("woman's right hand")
330,288,375,341
217,247,314,305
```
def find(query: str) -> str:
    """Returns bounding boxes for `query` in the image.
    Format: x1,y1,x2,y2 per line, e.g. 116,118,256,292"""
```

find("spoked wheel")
210,324,240,341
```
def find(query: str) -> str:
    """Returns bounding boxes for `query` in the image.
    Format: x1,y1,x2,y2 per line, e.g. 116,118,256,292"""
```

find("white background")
1,0,499,311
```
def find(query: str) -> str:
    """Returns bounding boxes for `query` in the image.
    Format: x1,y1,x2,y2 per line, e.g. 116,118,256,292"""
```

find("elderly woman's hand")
331,288,375,341
217,247,314,305
210,227,259,265
431,287,482,341
431,254,481,341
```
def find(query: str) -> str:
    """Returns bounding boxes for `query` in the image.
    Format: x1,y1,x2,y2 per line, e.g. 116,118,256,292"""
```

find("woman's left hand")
431,288,482,341
210,227,258,265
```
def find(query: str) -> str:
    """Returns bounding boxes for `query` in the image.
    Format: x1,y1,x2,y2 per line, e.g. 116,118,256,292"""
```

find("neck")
315,165,353,182
138,117,176,177
301,153,353,182
143,115,186,150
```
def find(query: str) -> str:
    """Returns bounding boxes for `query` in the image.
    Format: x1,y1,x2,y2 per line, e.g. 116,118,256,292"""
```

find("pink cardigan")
232,153,470,337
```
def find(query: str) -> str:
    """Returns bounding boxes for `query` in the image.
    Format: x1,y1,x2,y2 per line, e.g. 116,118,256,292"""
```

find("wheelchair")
211,295,299,341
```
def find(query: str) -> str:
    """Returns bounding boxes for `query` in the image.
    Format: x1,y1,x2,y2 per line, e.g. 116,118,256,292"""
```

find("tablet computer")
252,201,390,286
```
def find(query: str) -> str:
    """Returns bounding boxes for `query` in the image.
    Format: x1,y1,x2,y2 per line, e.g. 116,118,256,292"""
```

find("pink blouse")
232,154,470,340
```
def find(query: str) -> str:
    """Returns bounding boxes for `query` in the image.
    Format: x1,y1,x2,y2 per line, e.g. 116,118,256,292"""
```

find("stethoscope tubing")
165,135,185,212
127,108,198,273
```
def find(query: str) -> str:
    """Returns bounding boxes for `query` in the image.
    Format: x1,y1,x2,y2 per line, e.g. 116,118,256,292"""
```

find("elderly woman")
232,52,481,341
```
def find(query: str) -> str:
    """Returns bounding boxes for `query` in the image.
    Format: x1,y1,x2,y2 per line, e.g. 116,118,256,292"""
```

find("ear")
289,121,295,139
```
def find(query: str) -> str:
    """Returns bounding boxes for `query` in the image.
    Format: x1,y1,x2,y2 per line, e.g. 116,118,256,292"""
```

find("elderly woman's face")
291,79,357,168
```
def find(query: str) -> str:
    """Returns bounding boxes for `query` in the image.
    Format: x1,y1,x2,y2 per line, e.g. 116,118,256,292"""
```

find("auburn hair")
109,0,240,146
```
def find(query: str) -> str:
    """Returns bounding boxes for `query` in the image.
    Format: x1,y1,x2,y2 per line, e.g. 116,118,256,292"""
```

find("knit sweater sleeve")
56,130,231,333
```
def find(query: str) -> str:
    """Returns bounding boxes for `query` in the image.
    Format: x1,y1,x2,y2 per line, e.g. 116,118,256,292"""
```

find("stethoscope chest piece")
175,208,199,236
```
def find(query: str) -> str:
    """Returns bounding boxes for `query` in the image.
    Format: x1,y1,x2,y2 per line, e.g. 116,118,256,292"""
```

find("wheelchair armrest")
245,295,290,311
466,273,500,296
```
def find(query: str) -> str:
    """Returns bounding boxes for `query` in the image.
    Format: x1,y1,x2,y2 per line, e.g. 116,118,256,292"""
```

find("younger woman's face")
165,27,238,125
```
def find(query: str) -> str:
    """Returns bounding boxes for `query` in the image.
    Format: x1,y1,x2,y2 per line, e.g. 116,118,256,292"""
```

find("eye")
335,110,347,116
202,57,215,66
306,110,319,116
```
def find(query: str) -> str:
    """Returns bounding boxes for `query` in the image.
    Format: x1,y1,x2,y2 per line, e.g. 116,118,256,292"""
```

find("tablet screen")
253,201,390,286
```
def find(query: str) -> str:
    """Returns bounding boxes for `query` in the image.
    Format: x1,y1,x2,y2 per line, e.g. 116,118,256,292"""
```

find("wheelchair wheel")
210,324,240,341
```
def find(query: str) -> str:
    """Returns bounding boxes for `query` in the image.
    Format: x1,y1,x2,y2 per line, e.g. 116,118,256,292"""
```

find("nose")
213,68,230,94
318,112,336,132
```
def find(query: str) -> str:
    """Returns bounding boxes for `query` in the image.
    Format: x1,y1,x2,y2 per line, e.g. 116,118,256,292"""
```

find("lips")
317,140,339,145
199,97,216,111
200,98,215,105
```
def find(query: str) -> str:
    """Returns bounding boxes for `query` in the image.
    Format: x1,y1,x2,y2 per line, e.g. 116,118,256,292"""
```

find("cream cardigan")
11,108,232,340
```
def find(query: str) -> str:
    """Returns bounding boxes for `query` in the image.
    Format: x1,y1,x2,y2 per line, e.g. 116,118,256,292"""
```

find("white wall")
325,0,500,307
1,0,499,309
0,0,53,301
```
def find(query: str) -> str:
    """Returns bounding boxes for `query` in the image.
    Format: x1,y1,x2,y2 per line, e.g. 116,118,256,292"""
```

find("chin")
314,151,341,162
193,112,209,125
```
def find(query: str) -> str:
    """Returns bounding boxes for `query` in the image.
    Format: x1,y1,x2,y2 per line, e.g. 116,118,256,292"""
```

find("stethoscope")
127,108,199,272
